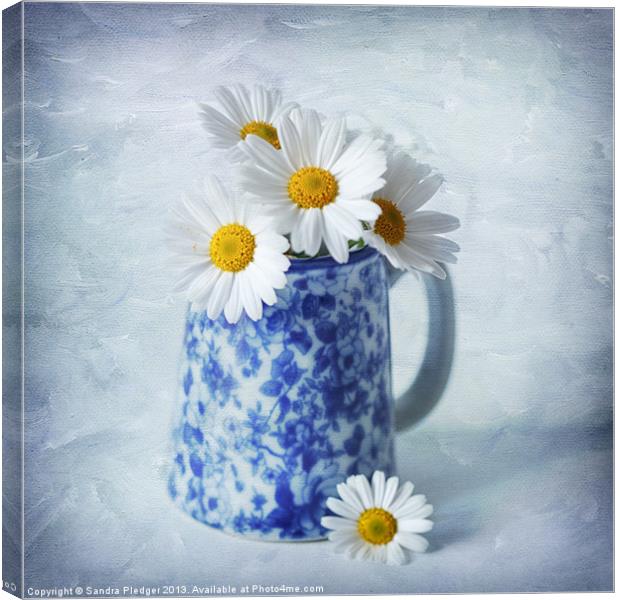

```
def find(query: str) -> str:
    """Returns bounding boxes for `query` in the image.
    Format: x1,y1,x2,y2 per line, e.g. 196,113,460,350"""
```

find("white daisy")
199,84,297,154
363,152,460,279
239,107,386,264
166,175,290,323
321,471,433,566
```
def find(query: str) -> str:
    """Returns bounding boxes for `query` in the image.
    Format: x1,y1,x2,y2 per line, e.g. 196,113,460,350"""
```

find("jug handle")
387,264,455,432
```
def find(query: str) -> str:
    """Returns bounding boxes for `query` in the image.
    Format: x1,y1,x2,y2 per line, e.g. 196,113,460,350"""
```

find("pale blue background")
14,3,612,593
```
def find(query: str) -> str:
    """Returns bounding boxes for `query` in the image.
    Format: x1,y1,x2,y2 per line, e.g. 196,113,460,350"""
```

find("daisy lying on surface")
321,471,433,566
168,83,460,324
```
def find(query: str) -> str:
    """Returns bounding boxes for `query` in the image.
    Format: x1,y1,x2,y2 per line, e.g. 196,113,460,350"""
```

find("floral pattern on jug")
169,247,396,540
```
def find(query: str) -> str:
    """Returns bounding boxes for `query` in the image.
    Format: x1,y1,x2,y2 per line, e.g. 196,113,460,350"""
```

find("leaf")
302,294,320,319
277,395,291,423
260,380,283,397
189,453,203,477
271,349,294,378
315,320,337,343
289,329,312,354
275,480,295,509
283,363,303,386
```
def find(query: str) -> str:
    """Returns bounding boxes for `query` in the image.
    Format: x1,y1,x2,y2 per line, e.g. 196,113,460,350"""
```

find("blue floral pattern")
169,247,395,540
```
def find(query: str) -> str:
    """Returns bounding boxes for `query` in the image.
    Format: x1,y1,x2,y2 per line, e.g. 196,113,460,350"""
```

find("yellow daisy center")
373,198,406,245
209,223,256,272
239,120,281,150
288,167,339,209
357,507,398,545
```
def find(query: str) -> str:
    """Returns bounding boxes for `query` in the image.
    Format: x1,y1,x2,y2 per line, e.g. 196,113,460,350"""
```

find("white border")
0,2,614,600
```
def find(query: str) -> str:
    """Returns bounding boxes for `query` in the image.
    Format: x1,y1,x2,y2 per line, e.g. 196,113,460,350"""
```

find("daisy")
321,471,433,566
166,175,290,323
199,84,297,153
363,152,460,279
239,108,386,263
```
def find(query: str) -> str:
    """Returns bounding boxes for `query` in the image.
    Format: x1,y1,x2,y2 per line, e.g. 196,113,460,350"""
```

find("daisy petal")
180,193,221,235
254,246,290,272
255,231,290,254
242,135,292,179
237,270,263,321
331,135,385,179
213,86,247,126
408,211,461,234
187,265,220,306
322,222,349,264
290,218,305,254
354,475,374,509
386,481,414,513
246,213,276,236
200,103,240,135
317,117,346,170
398,244,447,279
279,113,305,171
173,261,209,292
406,503,434,520
204,176,234,224
408,233,460,255
378,243,408,271
245,262,277,306
273,100,298,122
223,277,243,324
321,516,357,531
340,199,381,222
264,204,299,235
329,530,359,552
386,540,407,565
326,497,361,520
382,476,400,509
395,532,429,553
252,257,288,290
393,494,427,519
402,173,444,212
398,518,434,533
231,84,253,124
344,539,366,559
372,545,388,564
337,482,364,513
355,543,372,562
206,271,233,320
323,203,363,241
406,231,458,256
250,84,268,122
295,108,322,165
300,209,323,257
371,471,386,506
240,166,288,198
328,529,356,542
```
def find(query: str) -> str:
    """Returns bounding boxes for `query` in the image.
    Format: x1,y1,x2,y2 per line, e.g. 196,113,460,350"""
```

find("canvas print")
2,2,613,597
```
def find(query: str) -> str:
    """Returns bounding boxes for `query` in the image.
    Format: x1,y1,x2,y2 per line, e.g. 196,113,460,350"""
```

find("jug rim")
287,245,377,272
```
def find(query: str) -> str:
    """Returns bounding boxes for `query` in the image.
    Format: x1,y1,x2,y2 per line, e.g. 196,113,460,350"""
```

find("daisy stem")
286,249,314,259
348,238,366,250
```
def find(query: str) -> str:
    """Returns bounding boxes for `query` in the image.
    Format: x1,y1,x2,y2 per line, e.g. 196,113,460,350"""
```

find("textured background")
13,2,613,593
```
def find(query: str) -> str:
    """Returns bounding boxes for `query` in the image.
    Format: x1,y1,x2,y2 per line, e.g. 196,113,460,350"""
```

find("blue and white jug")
168,246,453,540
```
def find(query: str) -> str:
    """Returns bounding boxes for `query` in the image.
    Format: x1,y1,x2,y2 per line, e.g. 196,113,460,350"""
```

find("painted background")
13,3,613,593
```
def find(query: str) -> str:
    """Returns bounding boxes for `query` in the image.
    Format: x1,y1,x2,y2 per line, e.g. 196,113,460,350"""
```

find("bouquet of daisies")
167,84,460,324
